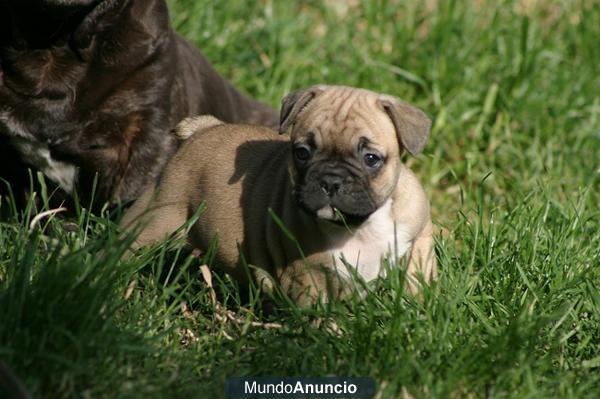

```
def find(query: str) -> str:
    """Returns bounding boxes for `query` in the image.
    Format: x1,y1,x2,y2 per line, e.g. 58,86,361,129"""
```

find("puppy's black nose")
319,174,342,197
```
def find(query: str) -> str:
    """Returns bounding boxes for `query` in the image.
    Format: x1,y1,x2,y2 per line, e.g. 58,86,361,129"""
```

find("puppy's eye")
364,153,382,168
294,146,311,161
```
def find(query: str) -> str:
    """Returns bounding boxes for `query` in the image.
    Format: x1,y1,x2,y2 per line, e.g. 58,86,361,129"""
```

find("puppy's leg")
120,185,188,249
405,219,437,294
278,261,351,307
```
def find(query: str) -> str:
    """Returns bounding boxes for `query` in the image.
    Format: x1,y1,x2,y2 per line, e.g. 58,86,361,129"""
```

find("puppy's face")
279,86,431,224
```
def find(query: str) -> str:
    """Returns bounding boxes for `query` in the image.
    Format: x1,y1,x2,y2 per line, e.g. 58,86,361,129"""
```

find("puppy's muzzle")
319,173,343,197
296,164,378,225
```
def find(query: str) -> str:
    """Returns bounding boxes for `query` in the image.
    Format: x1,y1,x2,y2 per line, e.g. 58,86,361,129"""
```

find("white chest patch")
9,136,78,193
326,200,412,282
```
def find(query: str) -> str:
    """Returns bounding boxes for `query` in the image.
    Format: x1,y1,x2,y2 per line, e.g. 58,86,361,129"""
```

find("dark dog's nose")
319,174,343,197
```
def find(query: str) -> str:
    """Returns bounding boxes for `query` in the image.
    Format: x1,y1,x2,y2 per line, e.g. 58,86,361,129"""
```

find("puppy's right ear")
279,86,325,134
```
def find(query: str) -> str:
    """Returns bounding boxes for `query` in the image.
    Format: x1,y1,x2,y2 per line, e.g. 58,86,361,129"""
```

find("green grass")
1,0,599,397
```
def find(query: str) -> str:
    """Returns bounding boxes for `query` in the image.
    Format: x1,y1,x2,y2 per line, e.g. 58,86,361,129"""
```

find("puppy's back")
121,118,288,280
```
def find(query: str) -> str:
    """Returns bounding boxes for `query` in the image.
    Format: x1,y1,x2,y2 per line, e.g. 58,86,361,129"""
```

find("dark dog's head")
0,0,134,98
0,1,126,49
0,0,174,206
279,85,431,225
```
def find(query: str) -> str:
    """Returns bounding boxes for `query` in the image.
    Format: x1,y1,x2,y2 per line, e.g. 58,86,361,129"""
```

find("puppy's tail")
172,115,224,140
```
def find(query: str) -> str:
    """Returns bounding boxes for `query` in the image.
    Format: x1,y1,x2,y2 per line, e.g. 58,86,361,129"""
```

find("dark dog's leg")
0,137,30,215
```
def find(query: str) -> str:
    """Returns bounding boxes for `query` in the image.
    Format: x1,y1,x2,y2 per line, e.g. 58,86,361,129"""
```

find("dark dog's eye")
86,144,106,150
294,146,311,161
364,153,382,168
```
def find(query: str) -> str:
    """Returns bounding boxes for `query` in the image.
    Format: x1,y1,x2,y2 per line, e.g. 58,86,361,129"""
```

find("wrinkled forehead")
291,89,397,149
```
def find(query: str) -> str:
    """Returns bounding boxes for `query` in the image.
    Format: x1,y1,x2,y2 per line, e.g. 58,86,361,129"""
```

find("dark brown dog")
0,0,277,210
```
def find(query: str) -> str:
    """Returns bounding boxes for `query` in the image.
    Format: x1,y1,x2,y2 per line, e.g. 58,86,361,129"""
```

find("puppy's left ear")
279,86,325,134
378,96,432,155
